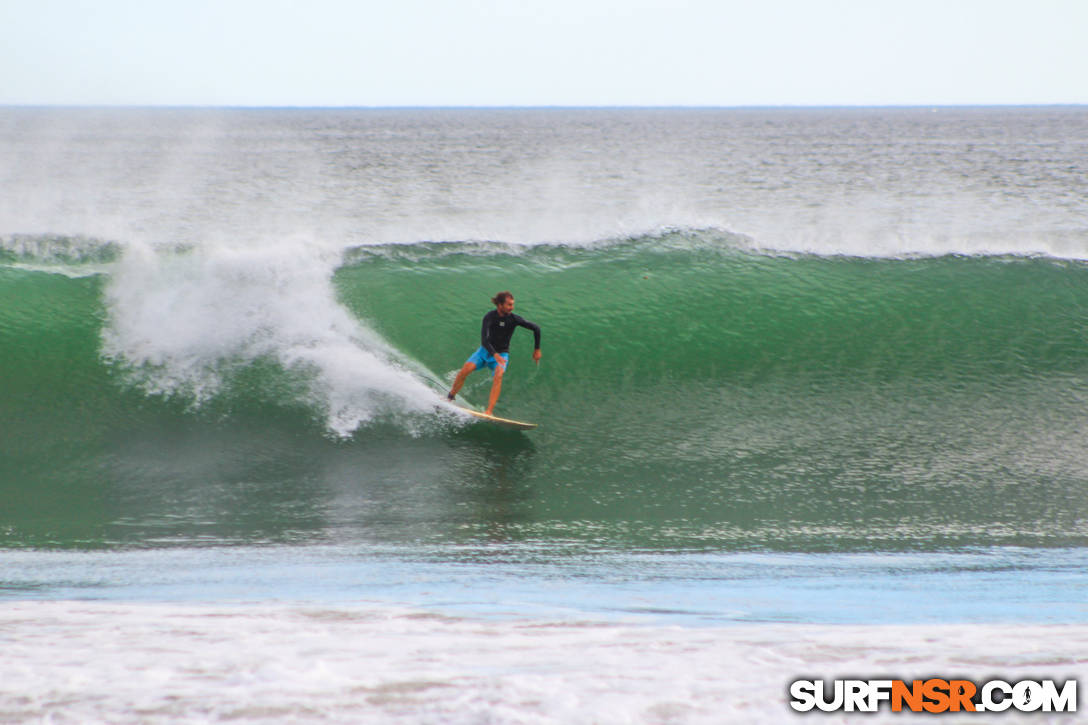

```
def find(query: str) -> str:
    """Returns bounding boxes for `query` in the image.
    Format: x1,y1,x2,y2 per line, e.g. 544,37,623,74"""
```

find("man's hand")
532,349,542,364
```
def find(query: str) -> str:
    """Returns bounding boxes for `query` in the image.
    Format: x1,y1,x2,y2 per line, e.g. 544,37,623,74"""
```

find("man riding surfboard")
447,291,541,416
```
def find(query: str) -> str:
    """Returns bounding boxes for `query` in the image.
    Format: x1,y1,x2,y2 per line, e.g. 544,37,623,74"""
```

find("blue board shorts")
467,346,509,376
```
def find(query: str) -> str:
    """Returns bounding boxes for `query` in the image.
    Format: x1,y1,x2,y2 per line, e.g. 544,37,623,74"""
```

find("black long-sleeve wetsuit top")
481,310,541,355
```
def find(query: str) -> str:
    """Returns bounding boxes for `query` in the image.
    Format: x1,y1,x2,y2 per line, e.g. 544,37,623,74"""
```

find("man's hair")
491,291,513,306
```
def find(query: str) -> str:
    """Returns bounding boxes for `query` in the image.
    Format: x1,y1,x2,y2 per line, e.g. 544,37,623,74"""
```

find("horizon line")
2,102,1086,112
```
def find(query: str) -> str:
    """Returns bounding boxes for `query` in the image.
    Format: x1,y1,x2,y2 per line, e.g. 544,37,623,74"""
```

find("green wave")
337,231,1088,388
5,231,1088,550
5,231,1088,430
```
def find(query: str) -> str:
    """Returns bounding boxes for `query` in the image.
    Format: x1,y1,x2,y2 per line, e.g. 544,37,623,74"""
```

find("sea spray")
98,238,451,436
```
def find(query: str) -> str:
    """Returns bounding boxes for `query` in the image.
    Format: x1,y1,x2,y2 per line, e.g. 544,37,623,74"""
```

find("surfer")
447,291,541,416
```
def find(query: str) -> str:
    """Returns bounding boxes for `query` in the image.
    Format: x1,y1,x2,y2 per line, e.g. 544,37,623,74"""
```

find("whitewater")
2,107,1087,723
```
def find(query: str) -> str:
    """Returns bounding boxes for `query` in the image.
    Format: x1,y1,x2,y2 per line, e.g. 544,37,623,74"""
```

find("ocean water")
2,107,1087,722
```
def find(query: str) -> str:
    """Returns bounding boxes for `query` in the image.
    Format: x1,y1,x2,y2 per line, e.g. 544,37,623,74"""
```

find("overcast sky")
2,0,1086,107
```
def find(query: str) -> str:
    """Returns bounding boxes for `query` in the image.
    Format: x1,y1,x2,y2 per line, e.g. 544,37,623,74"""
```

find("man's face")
498,297,515,315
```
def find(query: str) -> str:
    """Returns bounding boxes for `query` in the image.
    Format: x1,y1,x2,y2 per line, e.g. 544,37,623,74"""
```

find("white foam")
99,237,450,436
1,601,1084,723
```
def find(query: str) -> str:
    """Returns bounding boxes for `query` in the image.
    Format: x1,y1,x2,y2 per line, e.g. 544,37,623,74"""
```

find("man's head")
492,291,515,315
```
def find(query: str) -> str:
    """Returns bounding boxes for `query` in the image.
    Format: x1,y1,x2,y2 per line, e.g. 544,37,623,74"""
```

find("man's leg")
448,362,476,400
485,366,503,415
484,355,507,415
